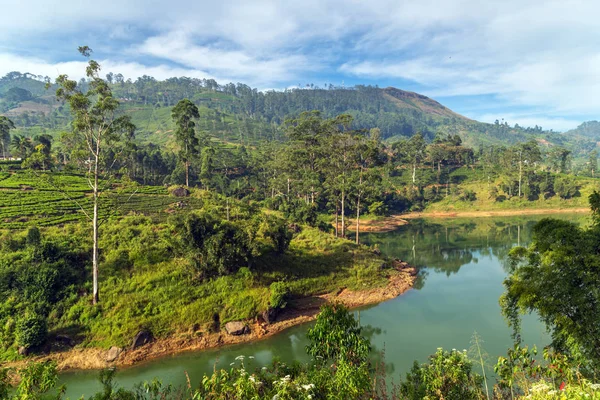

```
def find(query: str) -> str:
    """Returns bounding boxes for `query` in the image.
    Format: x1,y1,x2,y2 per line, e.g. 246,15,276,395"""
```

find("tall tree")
52,46,136,305
0,116,15,159
589,150,598,178
10,135,33,159
172,99,200,186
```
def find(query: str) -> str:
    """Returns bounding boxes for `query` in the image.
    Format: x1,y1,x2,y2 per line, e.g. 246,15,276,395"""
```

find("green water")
59,214,586,398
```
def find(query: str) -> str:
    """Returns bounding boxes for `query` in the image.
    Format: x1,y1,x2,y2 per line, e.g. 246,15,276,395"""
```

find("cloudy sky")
0,0,598,131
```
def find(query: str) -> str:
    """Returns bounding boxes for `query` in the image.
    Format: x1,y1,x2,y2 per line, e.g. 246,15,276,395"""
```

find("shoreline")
353,207,590,232
8,268,417,372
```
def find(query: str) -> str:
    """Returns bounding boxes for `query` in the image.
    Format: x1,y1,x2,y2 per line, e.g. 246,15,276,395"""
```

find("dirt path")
351,207,589,233
8,268,416,372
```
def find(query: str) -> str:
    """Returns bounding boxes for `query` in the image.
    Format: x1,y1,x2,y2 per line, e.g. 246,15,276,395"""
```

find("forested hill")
565,121,600,140
0,71,595,154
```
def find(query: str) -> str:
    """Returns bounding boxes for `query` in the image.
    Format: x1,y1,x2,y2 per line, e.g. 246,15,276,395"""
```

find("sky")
0,0,598,132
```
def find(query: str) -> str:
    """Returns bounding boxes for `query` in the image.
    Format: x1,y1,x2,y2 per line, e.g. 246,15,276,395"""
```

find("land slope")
1,72,595,154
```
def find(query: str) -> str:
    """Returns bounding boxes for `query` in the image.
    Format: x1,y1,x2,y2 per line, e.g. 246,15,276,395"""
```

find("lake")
59,214,586,398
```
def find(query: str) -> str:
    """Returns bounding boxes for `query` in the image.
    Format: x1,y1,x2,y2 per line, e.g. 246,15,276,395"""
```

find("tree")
306,303,370,365
11,134,33,159
172,99,200,186
502,196,600,371
588,150,598,178
393,133,426,187
52,46,136,305
0,116,15,159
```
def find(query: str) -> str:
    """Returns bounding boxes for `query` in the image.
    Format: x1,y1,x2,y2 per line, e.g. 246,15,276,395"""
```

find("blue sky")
0,0,598,131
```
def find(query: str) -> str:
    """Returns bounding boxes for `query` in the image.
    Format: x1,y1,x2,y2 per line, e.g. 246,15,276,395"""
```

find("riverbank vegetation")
2,48,600,398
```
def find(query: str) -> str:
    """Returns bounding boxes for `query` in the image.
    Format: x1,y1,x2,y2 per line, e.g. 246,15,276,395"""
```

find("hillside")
0,71,597,155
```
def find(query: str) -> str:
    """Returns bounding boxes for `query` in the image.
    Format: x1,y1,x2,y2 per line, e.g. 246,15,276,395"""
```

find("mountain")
0,71,596,156
565,121,600,140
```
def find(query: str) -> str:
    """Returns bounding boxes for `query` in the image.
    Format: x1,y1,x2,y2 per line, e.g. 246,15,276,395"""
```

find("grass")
48,220,390,349
424,174,600,213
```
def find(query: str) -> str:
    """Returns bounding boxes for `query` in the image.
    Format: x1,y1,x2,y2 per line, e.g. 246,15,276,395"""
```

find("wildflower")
249,356,255,359
235,355,245,361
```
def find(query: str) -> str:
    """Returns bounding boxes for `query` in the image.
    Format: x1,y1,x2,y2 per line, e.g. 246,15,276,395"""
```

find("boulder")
224,321,249,336
131,330,154,350
260,308,278,325
171,187,190,197
106,346,122,362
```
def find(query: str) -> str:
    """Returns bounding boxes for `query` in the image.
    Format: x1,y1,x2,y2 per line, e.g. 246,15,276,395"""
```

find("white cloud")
0,53,219,83
136,31,315,84
474,112,580,133
1,0,599,127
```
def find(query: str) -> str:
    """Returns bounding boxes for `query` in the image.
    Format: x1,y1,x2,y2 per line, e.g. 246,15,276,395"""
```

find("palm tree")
11,134,33,159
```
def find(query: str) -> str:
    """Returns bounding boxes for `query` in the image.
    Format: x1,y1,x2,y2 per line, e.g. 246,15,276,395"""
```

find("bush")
460,189,477,202
16,311,48,350
269,281,290,309
400,348,484,400
367,201,388,216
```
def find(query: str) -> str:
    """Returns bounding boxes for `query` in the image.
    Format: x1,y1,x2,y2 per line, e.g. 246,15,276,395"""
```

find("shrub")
16,310,48,350
368,201,388,216
269,281,290,309
400,348,484,400
460,189,477,202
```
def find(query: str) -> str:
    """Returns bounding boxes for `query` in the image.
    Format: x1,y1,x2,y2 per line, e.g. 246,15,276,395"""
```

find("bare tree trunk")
356,196,360,245
356,173,362,245
341,189,345,238
412,163,416,186
518,156,522,198
335,204,339,237
92,154,99,305
185,160,189,187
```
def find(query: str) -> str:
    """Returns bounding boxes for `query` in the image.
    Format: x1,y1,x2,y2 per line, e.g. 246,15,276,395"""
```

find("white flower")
235,355,245,361
249,356,255,359
230,362,235,366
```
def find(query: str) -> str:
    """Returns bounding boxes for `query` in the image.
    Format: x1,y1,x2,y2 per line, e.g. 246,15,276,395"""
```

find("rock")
55,335,74,347
106,346,122,362
260,308,278,325
131,330,154,350
224,321,249,336
18,346,28,356
171,187,190,197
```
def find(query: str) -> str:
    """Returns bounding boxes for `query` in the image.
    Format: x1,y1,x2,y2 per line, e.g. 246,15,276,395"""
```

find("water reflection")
59,213,586,398
362,215,585,283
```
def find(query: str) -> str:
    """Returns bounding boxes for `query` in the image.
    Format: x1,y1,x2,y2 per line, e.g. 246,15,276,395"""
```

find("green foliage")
368,201,388,216
306,303,370,365
15,310,48,350
554,176,579,199
399,348,485,400
269,281,290,309
502,196,600,371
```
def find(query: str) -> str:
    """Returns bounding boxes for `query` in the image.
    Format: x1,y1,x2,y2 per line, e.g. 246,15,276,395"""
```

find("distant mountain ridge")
0,71,597,156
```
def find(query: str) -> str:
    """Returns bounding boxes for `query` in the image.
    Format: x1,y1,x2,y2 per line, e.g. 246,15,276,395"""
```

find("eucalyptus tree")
353,132,384,244
51,46,136,305
392,132,426,187
172,99,200,186
0,116,15,159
